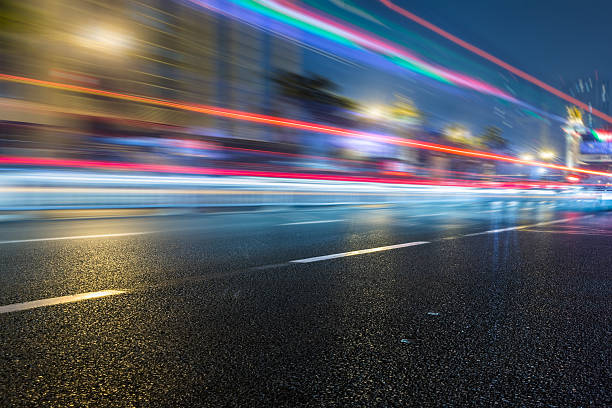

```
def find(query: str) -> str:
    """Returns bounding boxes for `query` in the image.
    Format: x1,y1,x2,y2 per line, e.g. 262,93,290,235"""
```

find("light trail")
268,0,515,99
379,0,612,125
1,72,611,178
192,0,519,103
0,155,605,190
0,155,554,187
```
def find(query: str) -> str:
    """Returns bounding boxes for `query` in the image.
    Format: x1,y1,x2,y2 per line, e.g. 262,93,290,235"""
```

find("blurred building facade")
0,0,302,142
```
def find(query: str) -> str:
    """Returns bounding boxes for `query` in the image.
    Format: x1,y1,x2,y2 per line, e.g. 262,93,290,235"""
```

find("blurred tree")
272,70,356,124
480,126,507,150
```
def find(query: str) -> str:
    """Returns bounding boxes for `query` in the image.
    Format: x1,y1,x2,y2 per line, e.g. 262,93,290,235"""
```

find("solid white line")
0,231,155,245
290,241,430,263
0,290,126,314
462,215,594,237
279,219,344,226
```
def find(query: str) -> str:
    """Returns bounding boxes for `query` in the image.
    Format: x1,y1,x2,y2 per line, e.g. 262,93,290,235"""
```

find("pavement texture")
0,198,610,407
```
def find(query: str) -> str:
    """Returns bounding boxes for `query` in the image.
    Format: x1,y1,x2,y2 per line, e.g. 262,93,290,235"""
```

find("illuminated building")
1,0,302,141
564,106,586,168
216,17,302,141
564,106,612,170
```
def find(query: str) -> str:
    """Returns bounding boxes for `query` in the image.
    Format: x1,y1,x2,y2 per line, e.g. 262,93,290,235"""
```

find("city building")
1,0,302,142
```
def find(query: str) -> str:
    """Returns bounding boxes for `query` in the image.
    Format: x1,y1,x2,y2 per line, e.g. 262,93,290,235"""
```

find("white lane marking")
482,209,502,213
462,215,594,237
0,231,155,245
464,227,523,236
0,290,126,314
290,241,430,263
279,219,344,226
288,215,596,264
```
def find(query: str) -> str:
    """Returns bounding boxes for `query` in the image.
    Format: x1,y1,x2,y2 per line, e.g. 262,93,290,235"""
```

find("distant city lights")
364,105,386,119
520,153,535,161
538,150,556,160
76,27,130,53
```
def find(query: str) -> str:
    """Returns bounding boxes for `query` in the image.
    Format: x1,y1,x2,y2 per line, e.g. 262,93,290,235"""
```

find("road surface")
0,199,610,406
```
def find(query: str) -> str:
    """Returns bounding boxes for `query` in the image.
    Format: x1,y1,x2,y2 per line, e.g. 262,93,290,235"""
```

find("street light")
76,27,130,53
520,153,534,161
539,150,556,160
364,105,385,119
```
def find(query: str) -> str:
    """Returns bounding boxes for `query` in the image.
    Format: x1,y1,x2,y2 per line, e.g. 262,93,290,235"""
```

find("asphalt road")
0,199,610,407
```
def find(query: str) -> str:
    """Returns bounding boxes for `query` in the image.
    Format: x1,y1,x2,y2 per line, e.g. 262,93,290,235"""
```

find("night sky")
301,0,612,153
377,0,612,86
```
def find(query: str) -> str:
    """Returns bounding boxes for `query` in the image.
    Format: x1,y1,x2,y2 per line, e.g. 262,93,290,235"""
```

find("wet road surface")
0,199,610,406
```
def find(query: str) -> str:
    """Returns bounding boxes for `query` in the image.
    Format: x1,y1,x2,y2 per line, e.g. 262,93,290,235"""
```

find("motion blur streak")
0,158,576,189
191,0,520,103
1,73,610,178
379,0,612,125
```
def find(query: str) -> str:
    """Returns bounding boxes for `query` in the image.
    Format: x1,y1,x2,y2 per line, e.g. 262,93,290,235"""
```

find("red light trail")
1,72,611,178
0,155,577,190
379,0,612,125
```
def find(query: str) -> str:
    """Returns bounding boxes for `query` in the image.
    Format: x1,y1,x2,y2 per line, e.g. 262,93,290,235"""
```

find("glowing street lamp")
519,153,534,161
77,27,130,53
364,105,385,119
538,150,556,160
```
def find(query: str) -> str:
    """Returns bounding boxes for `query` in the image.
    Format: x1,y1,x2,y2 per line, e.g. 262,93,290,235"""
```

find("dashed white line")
0,213,601,314
0,290,127,314
462,215,594,237
279,219,344,226
290,241,430,263
289,215,595,264
0,231,155,245
464,226,524,236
